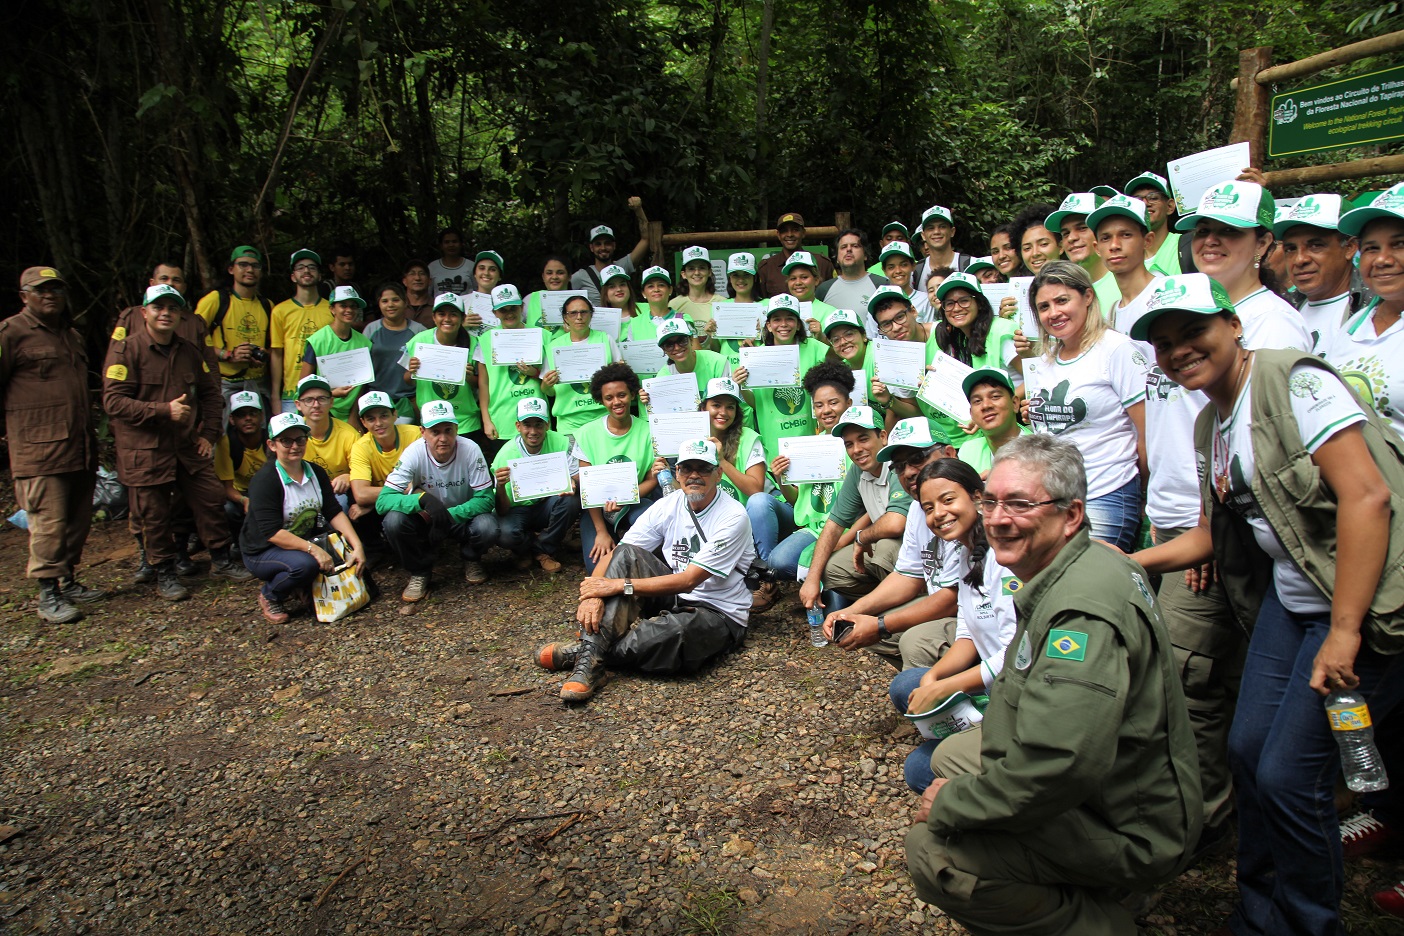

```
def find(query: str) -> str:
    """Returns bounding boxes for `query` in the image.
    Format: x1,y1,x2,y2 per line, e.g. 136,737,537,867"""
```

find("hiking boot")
463,560,487,585
750,580,780,613
209,547,253,581
156,561,191,602
559,637,606,703
58,577,107,604
258,591,290,625
36,578,83,625
1341,809,1399,859
401,574,430,602
174,547,198,577
133,534,155,584
536,553,563,573
514,553,535,571
534,642,580,672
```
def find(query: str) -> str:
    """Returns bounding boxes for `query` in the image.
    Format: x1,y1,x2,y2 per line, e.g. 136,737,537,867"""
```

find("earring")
1253,254,1262,269
1236,334,1247,348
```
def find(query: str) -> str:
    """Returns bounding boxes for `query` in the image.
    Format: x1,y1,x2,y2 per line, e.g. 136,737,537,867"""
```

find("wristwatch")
876,615,889,638
623,579,634,596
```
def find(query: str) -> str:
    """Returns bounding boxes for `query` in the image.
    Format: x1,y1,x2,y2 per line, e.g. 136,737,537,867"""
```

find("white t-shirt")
822,276,881,317
570,256,637,307
1299,293,1353,356
1325,299,1404,439
383,437,492,509
1213,363,1365,614
428,258,472,298
276,462,328,537
1143,367,1208,530
894,505,961,595
1023,330,1150,499
621,489,756,625
1235,288,1312,353
910,289,934,324
1106,276,1163,339
950,545,1022,691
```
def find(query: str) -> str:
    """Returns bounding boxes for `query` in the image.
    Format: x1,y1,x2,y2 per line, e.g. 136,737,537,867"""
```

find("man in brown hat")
757,212,836,297
0,266,104,623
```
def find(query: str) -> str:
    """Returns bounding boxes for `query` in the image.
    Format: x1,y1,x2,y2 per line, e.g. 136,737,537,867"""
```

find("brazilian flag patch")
1000,576,1022,596
1046,628,1087,661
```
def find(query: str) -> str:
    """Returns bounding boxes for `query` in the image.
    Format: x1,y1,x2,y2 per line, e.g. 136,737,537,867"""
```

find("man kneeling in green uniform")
905,434,1201,935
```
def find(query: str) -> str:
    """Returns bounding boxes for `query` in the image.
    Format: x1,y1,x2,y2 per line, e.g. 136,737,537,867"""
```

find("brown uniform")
756,247,835,299
112,304,218,369
102,321,229,565
0,308,98,578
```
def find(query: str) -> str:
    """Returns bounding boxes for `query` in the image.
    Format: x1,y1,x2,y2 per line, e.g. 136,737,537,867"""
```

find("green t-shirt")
572,414,654,482
792,452,851,536
491,429,573,506
303,325,373,422
1148,232,1182,278
920,316,1019,449
546,329,613,434
1093,272,1121,321
956,425,1032,474
750,338,830,462
475,327,547,438
406,329,482,434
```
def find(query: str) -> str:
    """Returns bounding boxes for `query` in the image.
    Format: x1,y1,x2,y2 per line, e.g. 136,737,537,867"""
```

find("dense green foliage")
1,0,1394,337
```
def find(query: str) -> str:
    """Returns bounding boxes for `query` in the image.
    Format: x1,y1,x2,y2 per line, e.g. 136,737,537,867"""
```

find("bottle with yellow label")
1326,690,1389,792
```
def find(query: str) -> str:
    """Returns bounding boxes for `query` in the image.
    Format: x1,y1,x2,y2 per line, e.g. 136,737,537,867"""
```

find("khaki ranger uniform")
112,304,217,368
102,321,228,566
0,304,98,579
906,530,1202,935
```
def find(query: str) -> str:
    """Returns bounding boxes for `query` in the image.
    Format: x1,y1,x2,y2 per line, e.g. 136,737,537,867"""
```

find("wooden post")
648,220,664,269
1230,46,1273,168
835,211,853,231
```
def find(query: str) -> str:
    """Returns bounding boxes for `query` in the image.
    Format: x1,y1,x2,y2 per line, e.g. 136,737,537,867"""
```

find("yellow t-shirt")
269,298,332,399
213,434,269,493
303,418,359,478
349,424,419,484
195,290,270,380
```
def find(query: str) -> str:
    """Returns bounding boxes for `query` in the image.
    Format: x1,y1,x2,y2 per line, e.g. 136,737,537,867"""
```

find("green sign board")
1269,64,1404,159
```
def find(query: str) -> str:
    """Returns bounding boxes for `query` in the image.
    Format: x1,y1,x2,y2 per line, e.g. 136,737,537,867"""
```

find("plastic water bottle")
807,606,828,648
656,467,677,496
1326,690,1389,792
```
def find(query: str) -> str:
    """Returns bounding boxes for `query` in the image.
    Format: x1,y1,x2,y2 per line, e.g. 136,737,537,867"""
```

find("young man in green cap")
474,283,546,461
868,221,911,276
781,250,841,338
196,245,273,414
214,389,268,540
914,205,971,287
492,397,582,573
955,368,1029,474
270,248,332,413
1126,171,1182,276
300,285,372,425
1047,193,1120,316
1088,194,1161,336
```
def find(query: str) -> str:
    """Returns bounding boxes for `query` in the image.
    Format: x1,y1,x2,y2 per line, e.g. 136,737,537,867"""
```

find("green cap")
875,418,950,463
962,367,1015,400
475,249,504,272
1046,192,1106,233
881,221,911,239
1273,193,1350,238
296,373,333,398
1127,273,1236,341
491,284,523,310
965,256,997,275
921,205,953,228
1125,171,1172,199
641,265,672,286
1174,181,1275,232
599,263,630,284
831,404,882,436
1087,194,1149,233
656,318,694,346
143,284,187,307
781,250,818,276
289,248,320,268
935,272,983,304
1335,183,1404,237
866,284,911,315
229,245,261,263
878,241,915,264
822,308,865,336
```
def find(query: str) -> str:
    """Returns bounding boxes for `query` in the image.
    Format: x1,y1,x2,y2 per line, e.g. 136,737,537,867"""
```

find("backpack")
210,290,272,378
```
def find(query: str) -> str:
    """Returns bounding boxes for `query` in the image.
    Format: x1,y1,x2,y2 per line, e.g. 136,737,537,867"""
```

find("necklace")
1213,350,1252,502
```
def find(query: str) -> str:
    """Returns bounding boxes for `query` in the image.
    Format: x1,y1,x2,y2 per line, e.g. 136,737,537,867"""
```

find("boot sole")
37,609,84,625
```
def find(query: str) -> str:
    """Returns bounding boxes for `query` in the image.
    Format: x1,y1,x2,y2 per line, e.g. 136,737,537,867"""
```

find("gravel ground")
1,517,1400,935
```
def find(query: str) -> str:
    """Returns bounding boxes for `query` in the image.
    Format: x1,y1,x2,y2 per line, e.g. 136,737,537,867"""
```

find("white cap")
517,398,549,422
599,264,630,284
491,284,523,310
229,390,263,412
878,241,914,263
781,250,817,275
433,292,465,314
641,265,672,285
681,245,710,266
767,293,801,317
675,438,719,466
1273,193,1349,238
330,285,365,308
420,400,457,429
921,205,953,227
656,318,694,346
589,224,615,241
1174,180,1275,232
726,252,757,275
704,377,743,402
357,390,395,414
268,412,309,439
143,284,186,307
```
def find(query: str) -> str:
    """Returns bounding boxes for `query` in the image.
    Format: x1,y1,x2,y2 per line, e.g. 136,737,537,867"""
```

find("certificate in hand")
591,307,623,340
918,350,976,421
540,290,587,327
1009,276,1037,337
850,369,868,407
778,435,847,484
1166,141,1251,215
644,373,701,415
649,411,711,457
873,338,925,390
980,282,1013,311
713,302,764,340
490,327,544,366
739,345,801,388
551,343,607,384
413,343,472,385
469,292,500,333
578,462,641,509
509,450,573,501
620,339,668,376
317,347,374,388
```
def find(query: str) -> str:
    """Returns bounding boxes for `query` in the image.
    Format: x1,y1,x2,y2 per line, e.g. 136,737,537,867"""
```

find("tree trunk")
754,0,774,230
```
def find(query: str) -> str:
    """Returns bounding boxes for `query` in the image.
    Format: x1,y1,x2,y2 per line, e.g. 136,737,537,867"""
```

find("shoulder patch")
111,326,127,341
1130,571,1155,607
1046,628,1087,661
201,361,210,373
105,364,128,381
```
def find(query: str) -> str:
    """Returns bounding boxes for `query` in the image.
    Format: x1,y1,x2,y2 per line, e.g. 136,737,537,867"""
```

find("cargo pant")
14,470,95,579
128,462,231,566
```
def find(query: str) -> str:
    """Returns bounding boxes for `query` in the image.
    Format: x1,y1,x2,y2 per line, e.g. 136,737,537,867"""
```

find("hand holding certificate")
490,327,544,366
1166,142,1251,215
508,451,573,501
579,462,641,509
468,292,499,332
778,435,847,484
873,338,925,390
620,339,667,376
540,290,588,327
317,347,374,388
644,373,701,415
1009,276,1037,337
413,343,473,385
649,412,711,457
918,351,976,421
713,302,764,340
738,345,801,388
550,343,607,384
590,307,623,340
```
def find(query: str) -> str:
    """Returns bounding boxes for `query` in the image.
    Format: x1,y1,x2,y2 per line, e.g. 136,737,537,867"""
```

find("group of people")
6,171,1404,933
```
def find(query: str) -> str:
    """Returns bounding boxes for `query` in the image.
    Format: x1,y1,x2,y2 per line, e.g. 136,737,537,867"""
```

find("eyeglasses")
1139,193,1168,205
300,395,331,406
674,463,713,477
234,261,263,271
275,435,309,447
875,309,911,332
892,446,938,470
292,263,318,272
941,296,975,311
979,496,1063,515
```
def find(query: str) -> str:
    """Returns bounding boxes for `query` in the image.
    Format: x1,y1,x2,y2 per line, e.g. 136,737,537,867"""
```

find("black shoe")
534,642,581,671
559,637,606,703
209,548,252,581
156,561,191,602
58,577,107,604
36,578,83,624
174,548,198,577
133,534,155,584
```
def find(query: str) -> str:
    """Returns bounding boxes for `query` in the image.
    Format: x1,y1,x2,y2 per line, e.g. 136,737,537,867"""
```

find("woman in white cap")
779,250,839,339
880,241,932,324
541,295,619,434
598,263,640,324
738,294,830,462
523,255,573,331
472,249,504,296
622,266,694,360
714,252,763,371
403,293,484,443
965,256,1003,286
474,284,545,461
700,377,767,505
670,245,721,328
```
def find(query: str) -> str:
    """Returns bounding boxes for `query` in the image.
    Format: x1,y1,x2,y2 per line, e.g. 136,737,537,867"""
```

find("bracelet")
306,543,314,554
855,528,864,547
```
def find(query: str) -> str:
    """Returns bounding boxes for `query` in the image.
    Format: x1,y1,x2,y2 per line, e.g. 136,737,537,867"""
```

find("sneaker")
535,553,563,573
401,574,430,602
560,637,605,703
1374,878,1404,918
36,579,83,625
534,642,580,671
258,592,290,625
156,562,191,602
1340,809,1394,859
463,560,487,585
58,577,107,604
209,550,253,581
750,580,780,613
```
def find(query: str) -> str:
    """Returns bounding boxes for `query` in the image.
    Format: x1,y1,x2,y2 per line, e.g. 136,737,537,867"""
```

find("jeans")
581,498,653,573
499,494,582,558
745,492,795,560
382,509,499,575
769,530,817,581
1083,475,1141,552
890,666,940,792
1225,586,1404,936
243,544,321,602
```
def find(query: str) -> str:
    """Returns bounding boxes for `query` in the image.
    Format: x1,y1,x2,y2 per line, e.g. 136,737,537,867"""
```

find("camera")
249,346,269,364
743,558,779,592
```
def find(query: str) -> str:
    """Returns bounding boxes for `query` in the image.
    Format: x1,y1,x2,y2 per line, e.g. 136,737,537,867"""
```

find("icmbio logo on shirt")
774,386,805,415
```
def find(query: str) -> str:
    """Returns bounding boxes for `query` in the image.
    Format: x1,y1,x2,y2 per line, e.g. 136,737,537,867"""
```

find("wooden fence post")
1231,46,1273,168
648,220,664,269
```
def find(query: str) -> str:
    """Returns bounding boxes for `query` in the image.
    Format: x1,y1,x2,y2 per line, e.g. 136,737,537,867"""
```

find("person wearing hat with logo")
597,263,641,326
376,400,497,597
778,250,839,338
698,377,767,506
570,197,652,306
649,318,754,428
214,390,269,540
475,284,546,461
1047,193,1121,315
269,249,332,413
111,261,216,368
362,283,426,421
878,241,932,323
1125,171,1182,277
1127,270,1404,936
348,390,420,547
956,368,1030,475
822,307,878,411
865,286,928,423
926,273,1021,447
907,433,1201,936
471,249,504,299
670,246,722,329
293,374,358,509
868,221,912,276
737,294,830,462
624,266,695,371
757,212,836,298
240,412,366,624
536,437,756,703
914,206,972,290
822,417,960,669
1273,194,1367,353
429,228,471,297
106,284,252,601
815,229,891,321
712,254,762,373
299,285,372,425
1087,194,1162,338
492,398,582,573
964,256,1003,286
195,245,273,414
1,265,105,623
542,294,620,434
403,293,483,441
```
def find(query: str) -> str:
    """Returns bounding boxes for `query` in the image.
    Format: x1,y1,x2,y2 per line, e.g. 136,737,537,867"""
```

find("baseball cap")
589,224,615,242
517,397,549,422
875,418,951,463
656,318,694,346
767,294,802,318
268,412,310,440
704,377,744,403
831,405,883,436
357,390,395,415
822,308,865,336
420,400,458,429
229,245,261,263
1125,171,1172,199
1273,194,1351,238
921,205,954,228
676,438,719,466
491,284,523,310
143,284,187,307
289,248,320,268
681,246,711,267
881,221,911,239
475,249,504,271
878,241,915,264
727,252,757,276
1127,274,1236,342
641,265,672,286
867,284,911,315
433,293,465,315
1174,181,1275,232
776,212,806,228
1090,185,1121,200
935,272,984,304
19,266,65,289
965,256,997,275
962,367,1016,400
1087,194,1149,233
230,390,263,413
330,285,366,309
1335,185,1404,239
296,374,333,398
599,264,630,284
781,250,818,275
1046,193,1106,233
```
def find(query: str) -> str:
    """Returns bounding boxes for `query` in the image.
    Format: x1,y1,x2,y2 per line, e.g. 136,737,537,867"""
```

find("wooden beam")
661,226,841,248
1231,47,1274,168
647,220,664,269
1263,153,1404,188
1231,30,1404,90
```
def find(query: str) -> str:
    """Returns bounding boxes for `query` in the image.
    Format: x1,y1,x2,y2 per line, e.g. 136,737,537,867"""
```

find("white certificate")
539,290,587,327
1009,276,1037,337
980,282,1013,312
413,343,472,385
739,345,801,388
850,369,867,407
779,435,847,484
644,373,701,415
578,462,640,509
508,450,573,501
490,327,544,366
591,307,623,340
620,339,667,376
550,343,607,384
1166,141,1252,216
713,303,764,340
873,338,925,390
918,351,976,422
317,347,373,388
469,292,499,333
649,411,710,457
